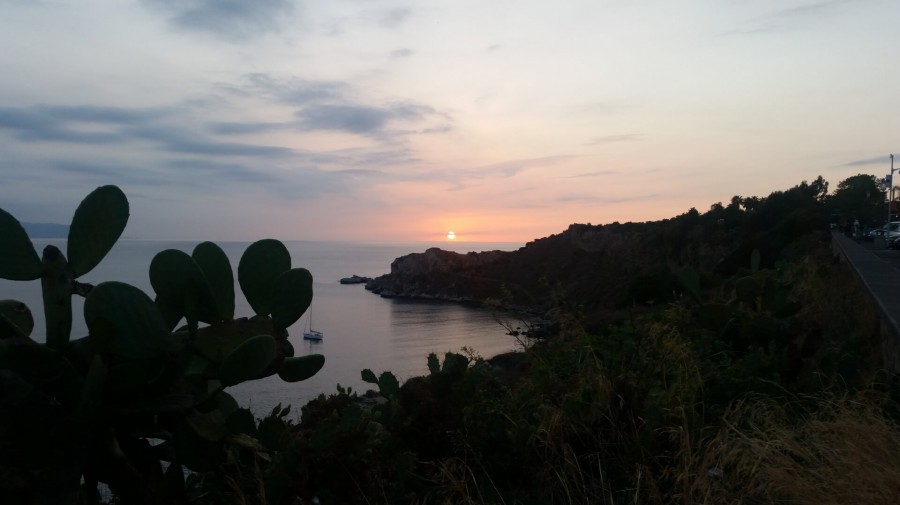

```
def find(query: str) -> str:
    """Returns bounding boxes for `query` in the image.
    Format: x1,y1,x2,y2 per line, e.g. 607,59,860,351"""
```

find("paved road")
833,232,900,372
855,237,900,271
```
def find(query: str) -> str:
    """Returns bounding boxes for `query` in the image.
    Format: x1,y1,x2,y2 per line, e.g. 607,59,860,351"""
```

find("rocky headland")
363,207,787,323
364,222,683,317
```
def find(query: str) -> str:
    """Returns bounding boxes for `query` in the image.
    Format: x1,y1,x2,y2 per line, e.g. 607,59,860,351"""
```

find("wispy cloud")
218,73,451,139
296,103,425,135
208,121,288,135
586,134,643,145
724,0,856,36
0,105,294,157
378,8,412,28
0,105,170,144
556,192,661,204
232,74,349,105
142,0,296,41
844,155,893,167
390,48,414,59
131,124,296,157
556,170,618,179
474,156,581,176
162,158,281,184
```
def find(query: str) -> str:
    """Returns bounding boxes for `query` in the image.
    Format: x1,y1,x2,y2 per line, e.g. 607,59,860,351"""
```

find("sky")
1,0,899,243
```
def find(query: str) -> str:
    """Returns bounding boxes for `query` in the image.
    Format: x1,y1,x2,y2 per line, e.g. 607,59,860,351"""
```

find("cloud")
556,192,661,204
162,158,280,184
0,104,294,158
0,105,170,143
421,124,453,134
557,170,619,179
0,73,464,219
390,48,414,59
769,1,851,21
208,121,288,135
234,74,349,105
143,0,295,41
52,160,142,181
378,8,411,28
296,104,394,134
40,105,173,123
295,102,437,135
844,155,893,167
130,124,296,157
724,0,855,35
217,73,451,139
0,107,121,143
474,156,581,177
586,134,643,145
47,156,282,190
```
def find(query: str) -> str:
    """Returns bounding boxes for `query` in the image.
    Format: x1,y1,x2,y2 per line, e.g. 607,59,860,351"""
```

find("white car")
873,222,900,242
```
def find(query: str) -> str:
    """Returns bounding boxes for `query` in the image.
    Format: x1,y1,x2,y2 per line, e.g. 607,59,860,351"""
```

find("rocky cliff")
365,223,666,315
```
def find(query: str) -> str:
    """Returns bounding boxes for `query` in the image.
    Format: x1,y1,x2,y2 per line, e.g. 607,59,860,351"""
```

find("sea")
0,239,525,415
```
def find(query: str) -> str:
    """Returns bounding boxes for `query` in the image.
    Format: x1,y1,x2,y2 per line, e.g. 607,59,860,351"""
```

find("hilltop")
365,178,829,329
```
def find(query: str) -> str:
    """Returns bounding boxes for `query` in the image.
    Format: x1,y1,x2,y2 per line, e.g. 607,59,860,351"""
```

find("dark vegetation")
0,187,325,504
3,173,900,504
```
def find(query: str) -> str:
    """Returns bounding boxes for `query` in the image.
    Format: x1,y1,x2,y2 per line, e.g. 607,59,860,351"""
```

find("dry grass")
691,391,900,505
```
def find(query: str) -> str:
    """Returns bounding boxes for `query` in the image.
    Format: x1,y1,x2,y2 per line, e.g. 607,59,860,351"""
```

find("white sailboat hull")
303,330,323,341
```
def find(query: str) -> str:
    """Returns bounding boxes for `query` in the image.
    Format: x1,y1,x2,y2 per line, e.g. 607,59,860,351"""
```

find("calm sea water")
0,239,524,414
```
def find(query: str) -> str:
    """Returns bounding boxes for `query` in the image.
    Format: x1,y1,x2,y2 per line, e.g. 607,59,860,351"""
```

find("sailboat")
303,306,324,341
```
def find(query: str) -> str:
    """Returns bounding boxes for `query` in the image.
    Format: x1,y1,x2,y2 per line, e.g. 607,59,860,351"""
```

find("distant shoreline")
21,222,68,239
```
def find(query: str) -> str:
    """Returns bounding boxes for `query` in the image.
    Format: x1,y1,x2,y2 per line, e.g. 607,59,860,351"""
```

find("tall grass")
694,391,900,505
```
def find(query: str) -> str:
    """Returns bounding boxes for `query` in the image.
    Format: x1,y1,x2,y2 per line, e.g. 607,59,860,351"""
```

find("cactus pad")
219,334,277,387
278,354,325,382
192,242,235,320
271,268,313,331
84,281,173,360
67,185,129,278
0,208,43,281
238,239,291,316
0,299,34,337
150,249,223,330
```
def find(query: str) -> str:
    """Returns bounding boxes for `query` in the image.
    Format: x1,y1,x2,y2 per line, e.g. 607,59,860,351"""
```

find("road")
856,237,900,271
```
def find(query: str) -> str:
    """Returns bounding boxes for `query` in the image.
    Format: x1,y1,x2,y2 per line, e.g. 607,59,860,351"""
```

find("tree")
826,174,883,225
809,175,829,201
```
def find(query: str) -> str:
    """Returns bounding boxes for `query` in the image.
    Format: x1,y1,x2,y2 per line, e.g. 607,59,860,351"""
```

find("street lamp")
888,154,898,219
885,154,900,247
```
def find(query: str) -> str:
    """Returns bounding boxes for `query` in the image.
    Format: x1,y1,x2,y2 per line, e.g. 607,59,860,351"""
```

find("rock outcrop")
339,275,371,285
364,223,662,314
365,247,510,304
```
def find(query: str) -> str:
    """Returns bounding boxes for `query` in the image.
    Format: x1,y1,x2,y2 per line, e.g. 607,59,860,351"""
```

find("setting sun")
447,231,456,240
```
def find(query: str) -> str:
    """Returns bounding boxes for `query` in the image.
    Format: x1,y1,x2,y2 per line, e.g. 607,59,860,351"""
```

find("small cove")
0,239,524,414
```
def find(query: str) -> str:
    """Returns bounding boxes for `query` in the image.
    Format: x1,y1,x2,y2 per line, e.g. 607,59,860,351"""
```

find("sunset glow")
0,2,897,243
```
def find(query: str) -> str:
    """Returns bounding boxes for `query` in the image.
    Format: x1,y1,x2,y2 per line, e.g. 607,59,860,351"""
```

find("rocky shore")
364,247,509,303
339,274,371,284
364,223,662,317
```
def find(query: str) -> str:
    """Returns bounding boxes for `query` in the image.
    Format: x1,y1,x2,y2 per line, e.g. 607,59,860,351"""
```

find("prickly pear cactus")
0,185,326,504
0,299,34,337
67,184,129,278
0,209,42,281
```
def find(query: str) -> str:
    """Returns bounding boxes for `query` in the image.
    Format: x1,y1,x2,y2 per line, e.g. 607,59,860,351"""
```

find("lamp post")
889,154,897,221
886,154,899,247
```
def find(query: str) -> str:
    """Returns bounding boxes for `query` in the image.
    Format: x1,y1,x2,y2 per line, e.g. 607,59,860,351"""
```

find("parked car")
866,228,887,241
868,222,900,243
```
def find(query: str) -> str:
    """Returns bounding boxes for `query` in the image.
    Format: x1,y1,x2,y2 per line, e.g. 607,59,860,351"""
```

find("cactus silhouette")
0,186,325,503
